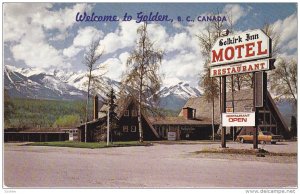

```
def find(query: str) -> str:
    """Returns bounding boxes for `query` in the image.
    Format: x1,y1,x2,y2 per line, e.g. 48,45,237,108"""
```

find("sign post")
221,76,226,148
253,72,258,149
210,29,272,149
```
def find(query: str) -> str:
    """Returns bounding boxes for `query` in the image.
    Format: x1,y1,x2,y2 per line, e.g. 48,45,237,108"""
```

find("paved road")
4,142,297,188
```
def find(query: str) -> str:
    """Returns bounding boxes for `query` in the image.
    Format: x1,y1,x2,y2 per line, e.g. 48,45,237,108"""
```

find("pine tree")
106,88,118,142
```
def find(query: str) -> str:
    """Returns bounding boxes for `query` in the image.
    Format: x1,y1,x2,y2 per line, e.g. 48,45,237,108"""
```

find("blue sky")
3,3,297,87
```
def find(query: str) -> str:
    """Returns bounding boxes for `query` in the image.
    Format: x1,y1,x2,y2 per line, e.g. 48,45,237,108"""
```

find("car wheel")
260,140,266,144
240,138,244,144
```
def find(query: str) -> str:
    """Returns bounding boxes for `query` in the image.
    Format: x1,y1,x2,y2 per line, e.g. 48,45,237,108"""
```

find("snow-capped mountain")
4,65,87,100
4,65,201,110
158,82,201,110
4,65,122,101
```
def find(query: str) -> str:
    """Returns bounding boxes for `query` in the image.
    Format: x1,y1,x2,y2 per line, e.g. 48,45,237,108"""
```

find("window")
132,109,137,117
124,110,129,116
131,126,137,132
123,126,128,132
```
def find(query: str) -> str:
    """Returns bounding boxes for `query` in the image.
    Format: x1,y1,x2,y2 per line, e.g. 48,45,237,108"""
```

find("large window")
123,126,128,132
131,126,137,132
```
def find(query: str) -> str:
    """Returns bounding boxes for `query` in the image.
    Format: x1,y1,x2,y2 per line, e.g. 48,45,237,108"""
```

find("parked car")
236,127,283,144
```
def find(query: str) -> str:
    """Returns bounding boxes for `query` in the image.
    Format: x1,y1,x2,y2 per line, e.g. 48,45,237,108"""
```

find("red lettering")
254,63,259,70
242,66,247,71
260,62,265,69
248,65,253,71
245,42,255,57
231,67,236,73
222,68,226,75
228,118,247,122
212,49,223,63
213,70,217,76
224,47,234,60
257,40,268,55
235,44,244,58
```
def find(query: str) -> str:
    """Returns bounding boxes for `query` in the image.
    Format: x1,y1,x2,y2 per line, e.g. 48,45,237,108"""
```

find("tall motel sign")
210,29,274,149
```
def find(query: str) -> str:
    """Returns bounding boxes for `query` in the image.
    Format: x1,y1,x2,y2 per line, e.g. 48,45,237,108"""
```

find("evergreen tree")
103,88,118,142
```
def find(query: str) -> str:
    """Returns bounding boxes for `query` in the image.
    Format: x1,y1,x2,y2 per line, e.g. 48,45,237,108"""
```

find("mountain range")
4,65,201,110
4,65,296,124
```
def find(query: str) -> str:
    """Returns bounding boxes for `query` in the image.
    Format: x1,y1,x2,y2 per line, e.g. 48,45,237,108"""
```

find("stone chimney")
182,107,194,120
93,95,98,120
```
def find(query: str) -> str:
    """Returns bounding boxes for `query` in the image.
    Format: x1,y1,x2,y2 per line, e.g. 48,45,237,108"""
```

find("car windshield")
262,131,273,135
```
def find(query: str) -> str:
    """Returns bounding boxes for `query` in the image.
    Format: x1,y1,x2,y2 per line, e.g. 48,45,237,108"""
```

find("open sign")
222,112,255,127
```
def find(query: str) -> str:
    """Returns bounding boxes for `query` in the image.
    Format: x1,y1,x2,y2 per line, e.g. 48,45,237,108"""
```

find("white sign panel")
210,59,270,77
167,132,176,141
222,112,255,127
211,29,271,66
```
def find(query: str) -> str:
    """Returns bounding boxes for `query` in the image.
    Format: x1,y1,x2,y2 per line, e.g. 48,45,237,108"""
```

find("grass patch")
194,148,297,157
25,141,152,149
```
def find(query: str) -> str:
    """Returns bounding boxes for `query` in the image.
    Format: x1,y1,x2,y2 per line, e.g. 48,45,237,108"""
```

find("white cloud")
147,23,169,49
273,13,297,51
63,26,104,58
3,3,51,42
222,4,249,25
4,3,93,70
99,20,203,86
4,3,91,42
73,26,104,47
161,52,204,86
12,34,68,69
172,21,183,29
38,4,91,33
102,52,129,81
100,20,140,54
63,47,82,58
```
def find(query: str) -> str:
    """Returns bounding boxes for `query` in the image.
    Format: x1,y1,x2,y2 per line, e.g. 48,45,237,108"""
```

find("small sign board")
255,71,266,107
69,132,74,141
167,132,176,141
226,107,234,113
210,59,270,77
211,29,271,66
222,112,255,127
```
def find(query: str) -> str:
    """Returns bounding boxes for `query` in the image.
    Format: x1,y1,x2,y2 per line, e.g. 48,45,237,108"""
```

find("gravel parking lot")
3,141,297,188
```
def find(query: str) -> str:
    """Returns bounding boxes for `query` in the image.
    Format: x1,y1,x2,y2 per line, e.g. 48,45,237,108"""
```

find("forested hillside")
4,97,181,129
5,98,90,128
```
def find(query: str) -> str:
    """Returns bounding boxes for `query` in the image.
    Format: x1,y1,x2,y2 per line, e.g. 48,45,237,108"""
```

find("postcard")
2,2,298,193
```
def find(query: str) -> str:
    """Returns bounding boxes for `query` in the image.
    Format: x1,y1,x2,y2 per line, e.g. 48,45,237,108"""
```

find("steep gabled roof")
267,92,289,131
99,96,160,138
180,89,289,132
